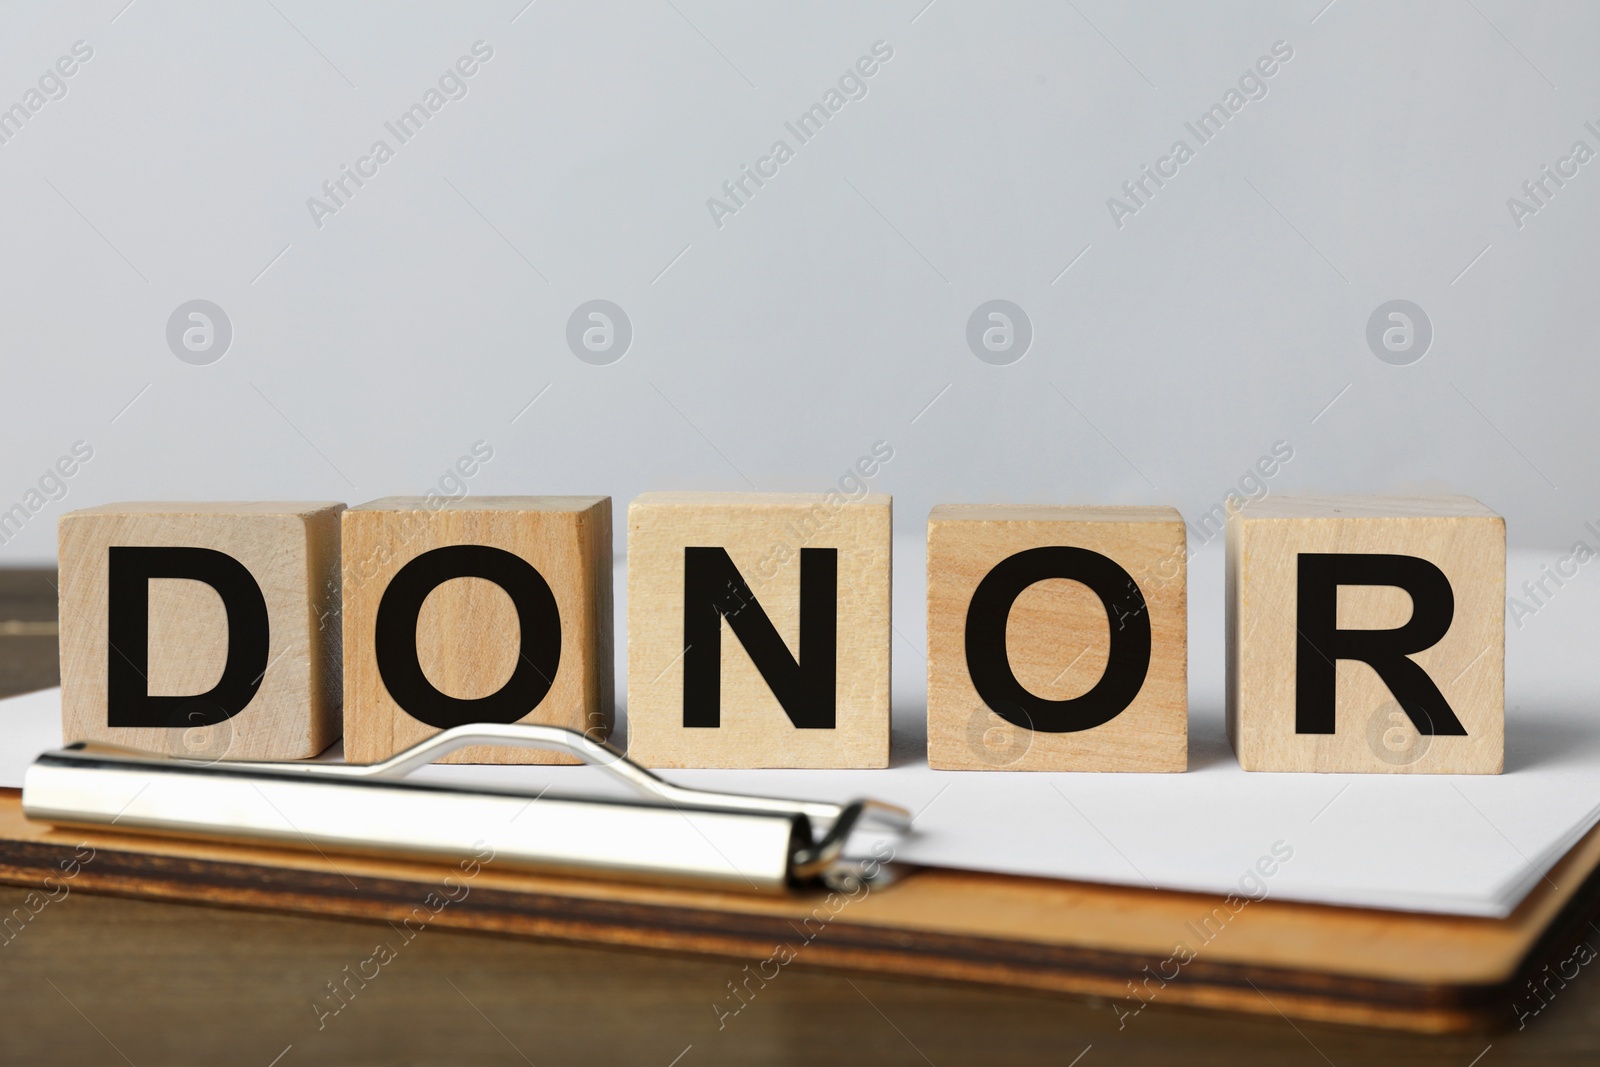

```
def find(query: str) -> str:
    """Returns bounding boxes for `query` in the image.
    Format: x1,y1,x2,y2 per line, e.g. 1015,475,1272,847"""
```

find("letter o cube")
341,496,613,764
926,505,1188,771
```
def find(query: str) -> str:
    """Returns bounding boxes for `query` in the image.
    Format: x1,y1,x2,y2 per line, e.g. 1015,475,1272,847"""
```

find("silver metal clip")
21,724,911,894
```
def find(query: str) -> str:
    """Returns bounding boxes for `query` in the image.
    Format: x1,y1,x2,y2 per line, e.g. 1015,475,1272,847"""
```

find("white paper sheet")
6,545,1592,918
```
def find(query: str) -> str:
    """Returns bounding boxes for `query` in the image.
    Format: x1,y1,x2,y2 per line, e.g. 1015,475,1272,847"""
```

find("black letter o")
964,546,1150,733
374,545,561,729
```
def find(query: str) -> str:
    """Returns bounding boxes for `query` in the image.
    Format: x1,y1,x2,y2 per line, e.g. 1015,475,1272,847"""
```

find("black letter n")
1295,552,1466,736
682,547,837,729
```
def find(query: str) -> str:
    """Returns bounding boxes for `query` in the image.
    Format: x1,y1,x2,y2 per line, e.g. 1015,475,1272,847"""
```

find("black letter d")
107,547,271,727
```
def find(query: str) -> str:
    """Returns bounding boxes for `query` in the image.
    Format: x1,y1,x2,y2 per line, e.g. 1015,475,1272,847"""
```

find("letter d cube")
58,502,345,760
1226,495,1504,773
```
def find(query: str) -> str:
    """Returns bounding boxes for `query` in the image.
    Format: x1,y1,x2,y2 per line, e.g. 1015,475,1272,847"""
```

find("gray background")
0,0,1593,568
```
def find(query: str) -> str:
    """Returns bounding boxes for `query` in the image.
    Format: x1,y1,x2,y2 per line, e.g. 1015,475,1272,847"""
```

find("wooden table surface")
3,568,1597,1066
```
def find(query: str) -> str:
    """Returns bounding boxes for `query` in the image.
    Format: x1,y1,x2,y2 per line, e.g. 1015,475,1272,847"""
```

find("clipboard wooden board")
0,786,1593,1034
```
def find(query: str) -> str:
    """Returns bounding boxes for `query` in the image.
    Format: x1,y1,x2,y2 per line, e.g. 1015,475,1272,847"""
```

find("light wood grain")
341,497,612,765
1226,495,1504,773
626,492,891,768
58,502,343,760
927,505,1187,771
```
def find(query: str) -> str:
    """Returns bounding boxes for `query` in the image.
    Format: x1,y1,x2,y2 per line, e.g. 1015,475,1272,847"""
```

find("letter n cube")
626,492,891,768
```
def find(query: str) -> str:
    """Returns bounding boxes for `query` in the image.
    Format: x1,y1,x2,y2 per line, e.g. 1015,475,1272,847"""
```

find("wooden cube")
926,505,1187,772
1226,495,1504,773
626,492,891,768
341,497,612,765
59,502,345,760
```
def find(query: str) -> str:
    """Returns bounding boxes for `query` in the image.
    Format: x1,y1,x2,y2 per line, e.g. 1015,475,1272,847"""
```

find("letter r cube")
1226,495,1504,773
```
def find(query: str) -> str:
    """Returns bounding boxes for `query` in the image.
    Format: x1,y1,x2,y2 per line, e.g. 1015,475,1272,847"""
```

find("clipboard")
1,724,1597,1034
18,724,911,894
